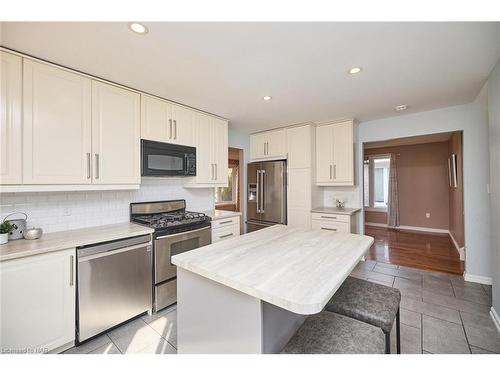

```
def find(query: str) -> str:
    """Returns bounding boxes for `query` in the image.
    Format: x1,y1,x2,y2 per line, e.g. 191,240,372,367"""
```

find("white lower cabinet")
311,212,356,234
0,249,76,353
211,215,241,243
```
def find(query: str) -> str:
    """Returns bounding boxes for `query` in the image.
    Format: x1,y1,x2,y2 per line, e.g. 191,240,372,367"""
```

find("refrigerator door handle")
256,170,261,213
260,170,265,213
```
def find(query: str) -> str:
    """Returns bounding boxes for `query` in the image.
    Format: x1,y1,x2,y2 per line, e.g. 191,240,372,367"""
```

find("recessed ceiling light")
129,22,148,35
348,67,362,75
263,96,272,101
394,105,408,112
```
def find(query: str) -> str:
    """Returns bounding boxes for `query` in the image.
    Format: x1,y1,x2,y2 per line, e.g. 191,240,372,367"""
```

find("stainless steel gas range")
130,200,211,312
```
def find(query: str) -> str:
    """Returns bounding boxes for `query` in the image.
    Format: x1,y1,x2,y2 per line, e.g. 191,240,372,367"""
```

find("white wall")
357,103,492,282
228,126,250,229
487,59,500,315
0,179,215,233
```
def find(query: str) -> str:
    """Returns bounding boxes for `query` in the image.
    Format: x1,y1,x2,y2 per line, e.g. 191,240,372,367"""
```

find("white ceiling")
1,22,500,133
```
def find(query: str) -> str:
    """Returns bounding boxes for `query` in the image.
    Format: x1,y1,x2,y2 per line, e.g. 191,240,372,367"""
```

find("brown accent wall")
364,142,450,229
448,133,465,248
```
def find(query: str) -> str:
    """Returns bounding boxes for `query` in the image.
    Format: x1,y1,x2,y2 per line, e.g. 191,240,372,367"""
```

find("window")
215,166,238,204
364,155,391,210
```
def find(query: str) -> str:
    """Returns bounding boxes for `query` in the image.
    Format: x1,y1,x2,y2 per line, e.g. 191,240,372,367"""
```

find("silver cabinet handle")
174,120,177,139
70,255,74,286
321,227,337,231
215,164,217,180
334,164,337,179
219,220,233,225
95,154,100,179
169,119,173,139
329,165,333,179
263,142,266,156
212,164,215,180
86,153,91,179
219,233,234,239
321,215,337,220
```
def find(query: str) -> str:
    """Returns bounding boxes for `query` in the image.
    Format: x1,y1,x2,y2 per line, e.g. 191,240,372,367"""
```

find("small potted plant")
0,221,15,245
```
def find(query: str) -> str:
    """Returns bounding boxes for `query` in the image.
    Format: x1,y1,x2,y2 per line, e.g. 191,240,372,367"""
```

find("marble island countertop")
0,222,153,262
172,225,374,315
311,206,361,216
202,209,242,221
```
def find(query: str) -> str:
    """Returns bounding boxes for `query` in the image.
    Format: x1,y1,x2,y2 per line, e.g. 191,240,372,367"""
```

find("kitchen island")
172,225,374,354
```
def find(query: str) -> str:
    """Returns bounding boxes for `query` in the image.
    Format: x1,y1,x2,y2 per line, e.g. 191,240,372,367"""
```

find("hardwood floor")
365,226,464,275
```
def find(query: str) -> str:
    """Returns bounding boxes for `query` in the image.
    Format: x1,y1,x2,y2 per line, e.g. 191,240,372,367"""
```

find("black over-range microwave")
141,139,196,176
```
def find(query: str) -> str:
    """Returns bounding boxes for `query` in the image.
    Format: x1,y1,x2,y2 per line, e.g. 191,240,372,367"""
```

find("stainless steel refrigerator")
246,160,287,232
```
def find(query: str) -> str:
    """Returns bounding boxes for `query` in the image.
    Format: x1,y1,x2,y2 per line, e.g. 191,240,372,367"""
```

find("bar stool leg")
396,307,401,354
385,332,391,354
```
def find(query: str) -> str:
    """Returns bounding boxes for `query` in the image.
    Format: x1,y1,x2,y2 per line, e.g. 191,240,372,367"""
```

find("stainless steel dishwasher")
76,234,152,343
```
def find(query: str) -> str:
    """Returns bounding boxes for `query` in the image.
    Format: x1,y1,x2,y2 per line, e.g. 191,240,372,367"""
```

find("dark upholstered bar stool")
325,276,401,354
281,311,385,354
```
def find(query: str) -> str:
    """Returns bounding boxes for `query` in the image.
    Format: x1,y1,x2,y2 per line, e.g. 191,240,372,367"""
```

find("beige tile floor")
64,260,500,354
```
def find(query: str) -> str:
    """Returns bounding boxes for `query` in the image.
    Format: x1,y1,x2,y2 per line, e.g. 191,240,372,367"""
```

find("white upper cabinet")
250,128,286,161
141,94,195,146
315,120,354,186
0,248,76,353
92,81,141,184
0,51,22,184
286,125,313,169
23,60,92,184
189,113,228,186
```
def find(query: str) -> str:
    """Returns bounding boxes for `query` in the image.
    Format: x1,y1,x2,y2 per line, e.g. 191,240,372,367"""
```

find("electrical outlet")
426,213,431,219
63,207,72,216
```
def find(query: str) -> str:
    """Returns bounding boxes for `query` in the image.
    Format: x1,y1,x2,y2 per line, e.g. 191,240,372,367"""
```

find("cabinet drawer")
311,220,350,234
212,224,240,243
211,215,240,229
311,212,350,223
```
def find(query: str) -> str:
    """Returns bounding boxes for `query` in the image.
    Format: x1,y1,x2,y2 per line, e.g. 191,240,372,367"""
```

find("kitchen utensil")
23,227,43,240
3,212,27,240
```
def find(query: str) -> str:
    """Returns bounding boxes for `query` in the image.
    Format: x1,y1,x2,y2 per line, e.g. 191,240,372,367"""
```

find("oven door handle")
155,226,211,240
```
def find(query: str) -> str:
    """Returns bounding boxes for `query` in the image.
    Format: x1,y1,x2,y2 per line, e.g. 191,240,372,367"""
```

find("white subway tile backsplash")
0,179,215,233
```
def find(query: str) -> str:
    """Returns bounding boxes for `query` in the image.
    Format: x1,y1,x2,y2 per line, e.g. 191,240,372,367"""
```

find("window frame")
215,165,238,205
364,154,391,212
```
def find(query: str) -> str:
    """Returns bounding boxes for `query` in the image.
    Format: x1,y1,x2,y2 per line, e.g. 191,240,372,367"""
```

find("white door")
0,51,22,184
332,121,354,185
315,124,334,184
212,117,228,185
195,113,214,183
171,104,195,146
265,129,286,159
286,125,311,169
250,133,266,160
141,94,170,143
0,248,76,353
92,81,141,184
23,60,92,184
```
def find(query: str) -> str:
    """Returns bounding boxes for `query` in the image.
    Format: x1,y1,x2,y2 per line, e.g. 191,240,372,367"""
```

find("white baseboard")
365,222,449,234
490,307,500,335
463,273,492,285
449,232,465,261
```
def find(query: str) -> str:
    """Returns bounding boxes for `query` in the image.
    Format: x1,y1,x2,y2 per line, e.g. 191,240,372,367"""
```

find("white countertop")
311,206,361,216
202,209,242,221
0,222,154,262
172,225,374,315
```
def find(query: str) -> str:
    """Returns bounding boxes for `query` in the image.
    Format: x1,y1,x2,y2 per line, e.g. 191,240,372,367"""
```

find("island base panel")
176,268,306,354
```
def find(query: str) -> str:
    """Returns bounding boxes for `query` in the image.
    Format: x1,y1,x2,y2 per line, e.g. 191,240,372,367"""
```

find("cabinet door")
250,133,266,160
171,104,195,146
140,95,170,142
332,121,354,185
92,81,141,184
286,125,312,169
265,129,286,159
194,113,214,183
0,52,22,184
212,117,228,185
315,124,334,183
287,168,312,228
23,60,92,184
0,248,76,353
